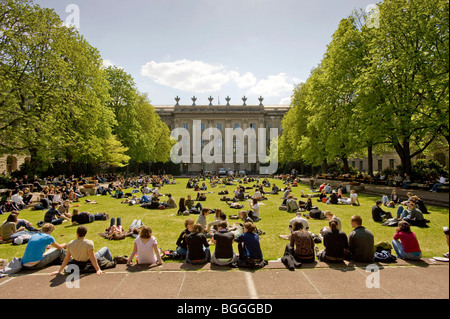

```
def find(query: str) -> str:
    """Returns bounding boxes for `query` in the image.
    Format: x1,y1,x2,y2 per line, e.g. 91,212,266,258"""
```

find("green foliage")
105,67,173,165
280,0,449,174
0,0,172,174
412,159,448,180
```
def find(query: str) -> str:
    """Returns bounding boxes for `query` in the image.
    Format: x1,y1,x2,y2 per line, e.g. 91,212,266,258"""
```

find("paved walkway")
0,259,448,300
298,178,449,208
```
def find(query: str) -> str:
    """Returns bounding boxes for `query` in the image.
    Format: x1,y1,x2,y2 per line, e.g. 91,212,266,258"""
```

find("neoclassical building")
154,96,289,174
154,96,449,175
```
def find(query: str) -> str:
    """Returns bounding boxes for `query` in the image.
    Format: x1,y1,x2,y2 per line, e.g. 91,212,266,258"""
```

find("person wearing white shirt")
11,191,25,210
431,175,447,192
127,226,162,266
289,212,309,232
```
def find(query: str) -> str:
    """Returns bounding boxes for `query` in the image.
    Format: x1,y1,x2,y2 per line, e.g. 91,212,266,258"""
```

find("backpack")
374,250,397,263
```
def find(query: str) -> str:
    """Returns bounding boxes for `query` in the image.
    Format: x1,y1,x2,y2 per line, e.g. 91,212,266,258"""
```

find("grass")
1,178,449,263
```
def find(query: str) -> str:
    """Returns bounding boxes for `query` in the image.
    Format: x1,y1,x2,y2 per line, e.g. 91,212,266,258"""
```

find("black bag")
374,250,397,263
281,254,302,270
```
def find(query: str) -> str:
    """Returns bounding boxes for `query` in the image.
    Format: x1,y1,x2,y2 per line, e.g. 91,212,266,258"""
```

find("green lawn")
1,178,449,262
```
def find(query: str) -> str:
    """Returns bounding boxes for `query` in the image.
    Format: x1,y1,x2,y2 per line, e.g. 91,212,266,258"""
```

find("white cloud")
141,59,231,93
140,59,300,97
102,59,123,69
229,71,257,89
247,73,300,98
279,96,292,105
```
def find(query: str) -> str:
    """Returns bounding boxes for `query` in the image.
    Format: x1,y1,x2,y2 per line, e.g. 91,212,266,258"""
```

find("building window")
182,123,189,130
352,161,356,168
250,123,257,130
378,160,383,171
201,123,206,131
360,160,364,171
233,123,240,130
216,123,223,131
390,159,395,169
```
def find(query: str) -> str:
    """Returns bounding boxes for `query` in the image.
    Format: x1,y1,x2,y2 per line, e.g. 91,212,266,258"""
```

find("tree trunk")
341,157,349,174
367,145,374,176
393,139,413,175
322,159,328,173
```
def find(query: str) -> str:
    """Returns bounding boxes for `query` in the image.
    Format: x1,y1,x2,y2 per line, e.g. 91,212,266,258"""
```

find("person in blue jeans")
51,225,113,276
235,222,263,264
175,218,195,258
21,223,67,270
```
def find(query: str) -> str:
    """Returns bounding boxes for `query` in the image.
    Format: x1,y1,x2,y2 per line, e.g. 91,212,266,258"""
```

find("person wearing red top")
392,221,422,260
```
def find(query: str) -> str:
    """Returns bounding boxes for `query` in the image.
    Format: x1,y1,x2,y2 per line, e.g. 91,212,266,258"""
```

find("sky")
34,0,378,106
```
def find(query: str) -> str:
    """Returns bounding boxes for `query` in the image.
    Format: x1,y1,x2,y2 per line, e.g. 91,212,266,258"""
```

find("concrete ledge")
12,258,447,277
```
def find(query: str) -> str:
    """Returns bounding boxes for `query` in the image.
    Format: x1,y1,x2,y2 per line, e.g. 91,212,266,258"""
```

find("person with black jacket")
372,200,393,222
210,221,238,266
316,220,349,263
175,218,195,258
185,224,210,264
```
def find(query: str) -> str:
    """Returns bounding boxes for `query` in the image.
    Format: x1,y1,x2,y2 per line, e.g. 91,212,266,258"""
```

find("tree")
105,67,173,169
359,0,449,175
0,0,124,173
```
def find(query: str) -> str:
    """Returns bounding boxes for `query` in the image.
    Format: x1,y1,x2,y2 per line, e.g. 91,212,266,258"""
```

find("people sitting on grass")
175,218,195,259
289,211,309,232
165,194,177,209
284,221,315,264
21,223,67,271
235,222,264,267
392,221,422,261
196,208,210,230
316,220,349,263
51,225,115,276
396,201,427,227
372,200,393,222
185,224,211,264
206,209,228,234
328,190,339,205
58,200,73,220
209,221,238,267
348,215,375,263
249,198,261,222
185,194,203,213
44,202,70,225
127,226,163,266
338,189,360,206
0,212,39,243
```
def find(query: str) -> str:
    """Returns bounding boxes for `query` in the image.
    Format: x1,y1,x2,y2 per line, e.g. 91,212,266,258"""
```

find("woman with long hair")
316,220,349,263
392,221,422,260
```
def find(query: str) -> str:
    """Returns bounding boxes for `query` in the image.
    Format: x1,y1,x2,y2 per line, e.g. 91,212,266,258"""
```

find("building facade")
154,96,289,174
0,154,29,176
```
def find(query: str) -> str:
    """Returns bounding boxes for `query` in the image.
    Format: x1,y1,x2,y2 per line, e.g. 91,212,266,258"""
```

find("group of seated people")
173,207,266,268
3,209,431,277
373,191,430,227
1,173,448,278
